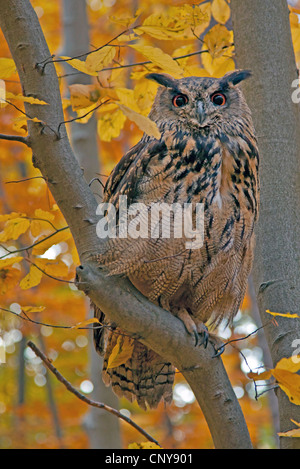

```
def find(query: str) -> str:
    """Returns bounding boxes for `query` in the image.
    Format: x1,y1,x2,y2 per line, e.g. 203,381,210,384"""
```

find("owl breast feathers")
94,70,259,410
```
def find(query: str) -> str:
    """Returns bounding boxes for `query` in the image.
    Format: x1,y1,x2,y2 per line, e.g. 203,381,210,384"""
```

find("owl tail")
94,318,174,410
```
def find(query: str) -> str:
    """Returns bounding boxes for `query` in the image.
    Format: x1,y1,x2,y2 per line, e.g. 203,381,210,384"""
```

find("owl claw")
195,324,209,348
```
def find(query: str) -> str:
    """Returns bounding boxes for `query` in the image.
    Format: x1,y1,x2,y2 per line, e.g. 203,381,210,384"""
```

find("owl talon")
173,308,202,346
196,323,209,348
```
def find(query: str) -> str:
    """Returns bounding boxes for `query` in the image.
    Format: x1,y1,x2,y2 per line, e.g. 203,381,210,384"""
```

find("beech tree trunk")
232,0,300,449
61,0,121,449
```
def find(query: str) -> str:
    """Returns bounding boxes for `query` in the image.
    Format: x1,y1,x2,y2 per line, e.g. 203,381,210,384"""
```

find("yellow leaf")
107,335,135,369
118,104,161,140
276,356,300,374
201,45,234,76
128,441,161,449
278,419,300,437
136,13,187,40
85,46,116,73
211,0,231,25
32,229,71,255
34,209,55,221
6,91,48,105
22,306,46,314
266,309,300,319
0,58,16,79
69,84,101,111
278,427,300,438
0,266,21,294
75,103,99,124
35,258,69,278
12,116,29,134
12,115,43,134
133,80,158,113
130,44,184,78
31,209,56,237
20,265,43,290
272,369,300,405
203,24,233,58
189,3,212,37
0,218,30,242
247,369,272,381
0,212,25,222
136,4,210,40
115,88,140,112
110,9,142,28
0,256,24,269
97,108,126,142
291,14,300,53
72,318,101,329
60,56,98,76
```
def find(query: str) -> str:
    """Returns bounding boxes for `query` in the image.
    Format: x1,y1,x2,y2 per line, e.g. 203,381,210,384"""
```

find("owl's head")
146,70,252,133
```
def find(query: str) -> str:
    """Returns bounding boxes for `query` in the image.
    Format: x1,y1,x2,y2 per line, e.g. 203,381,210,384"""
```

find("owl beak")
196,101,206,125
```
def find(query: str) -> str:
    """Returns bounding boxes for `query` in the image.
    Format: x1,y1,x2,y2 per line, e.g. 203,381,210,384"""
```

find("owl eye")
172,94,189,108
211,92,226,106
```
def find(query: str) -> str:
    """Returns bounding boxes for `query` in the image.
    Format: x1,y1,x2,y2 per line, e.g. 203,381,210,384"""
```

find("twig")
215,322,272,355
57,99,110,136
24,257,75,284
0,226,69,260
38,30,131,72
0,305,102,330
0,133,30,146
27,340,161,446
5,176,46,184
58,46,233,79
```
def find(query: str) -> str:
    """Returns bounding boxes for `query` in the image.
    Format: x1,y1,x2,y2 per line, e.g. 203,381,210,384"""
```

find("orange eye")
211,92,226,106
172,94,189,107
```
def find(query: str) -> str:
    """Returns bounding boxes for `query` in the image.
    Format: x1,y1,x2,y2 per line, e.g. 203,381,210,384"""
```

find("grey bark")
0,0,253,448
231,0,300,448
61,0,121,449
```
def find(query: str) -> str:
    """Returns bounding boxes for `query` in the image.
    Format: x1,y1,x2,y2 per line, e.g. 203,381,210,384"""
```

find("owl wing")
95,135,177,409
103,139,146,202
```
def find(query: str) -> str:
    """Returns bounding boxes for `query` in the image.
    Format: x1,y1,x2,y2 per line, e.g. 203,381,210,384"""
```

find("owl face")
147,70,252,132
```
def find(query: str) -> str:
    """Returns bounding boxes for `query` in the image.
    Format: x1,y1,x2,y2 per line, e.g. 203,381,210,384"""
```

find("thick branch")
0,133,30,145
0,0,252,449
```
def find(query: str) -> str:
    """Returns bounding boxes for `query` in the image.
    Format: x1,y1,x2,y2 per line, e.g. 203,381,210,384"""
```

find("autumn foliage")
0,0,300,449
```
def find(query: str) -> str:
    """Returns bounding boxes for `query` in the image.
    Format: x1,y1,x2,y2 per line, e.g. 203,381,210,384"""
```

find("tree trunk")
61,0,121,448
231,0,300,448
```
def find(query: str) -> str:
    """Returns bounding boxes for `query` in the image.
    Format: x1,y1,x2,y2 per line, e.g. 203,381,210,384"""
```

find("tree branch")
0,133,30,145
0,0,252,448
26,340,160,446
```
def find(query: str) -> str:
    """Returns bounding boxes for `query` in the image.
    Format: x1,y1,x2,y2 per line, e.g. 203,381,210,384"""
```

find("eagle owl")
94,70,259,410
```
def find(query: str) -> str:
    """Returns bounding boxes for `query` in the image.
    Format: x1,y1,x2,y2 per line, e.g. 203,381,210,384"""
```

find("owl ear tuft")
146,73,180,90
221,69,252,87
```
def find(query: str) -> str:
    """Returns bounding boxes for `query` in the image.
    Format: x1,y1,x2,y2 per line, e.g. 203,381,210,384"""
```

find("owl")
94,70,259,410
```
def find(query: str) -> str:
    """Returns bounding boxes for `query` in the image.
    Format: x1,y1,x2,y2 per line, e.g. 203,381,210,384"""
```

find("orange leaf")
72,318,101,329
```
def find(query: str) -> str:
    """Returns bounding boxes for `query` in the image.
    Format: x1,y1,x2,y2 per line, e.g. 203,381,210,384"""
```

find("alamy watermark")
96,196,204,250
292,338,300,364
0,79,6,108
0,329,5,365
291,78,300,103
